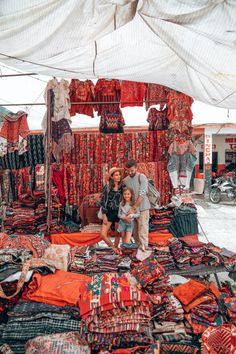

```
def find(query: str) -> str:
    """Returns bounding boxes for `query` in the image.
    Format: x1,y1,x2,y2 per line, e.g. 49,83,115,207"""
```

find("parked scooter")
210,173,236,204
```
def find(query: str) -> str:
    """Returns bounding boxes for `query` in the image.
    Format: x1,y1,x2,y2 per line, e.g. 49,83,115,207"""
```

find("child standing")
118,187,140,244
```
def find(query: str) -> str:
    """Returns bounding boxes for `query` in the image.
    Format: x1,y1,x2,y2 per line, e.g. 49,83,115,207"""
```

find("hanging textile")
0,107,12,128
99,109,125,133
0,134,45,170
145,84,168,111
0,110,29,157
166,90,195,192
42,79,73,162
120,80,147,107
69,79,95,117
51,118,74,163
0,130,171,207
94,79,120,116
147,107,169,131
42,78,71,130
166,90,193,123
52,165,65,205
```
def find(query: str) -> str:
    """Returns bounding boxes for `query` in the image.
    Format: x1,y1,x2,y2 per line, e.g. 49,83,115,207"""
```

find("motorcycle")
210,174,236,204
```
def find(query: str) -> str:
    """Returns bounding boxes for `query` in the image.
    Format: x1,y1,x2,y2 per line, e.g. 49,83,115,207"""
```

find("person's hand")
126,207,135,216
102,214,108,225
112,246,121,255
122,216,131,224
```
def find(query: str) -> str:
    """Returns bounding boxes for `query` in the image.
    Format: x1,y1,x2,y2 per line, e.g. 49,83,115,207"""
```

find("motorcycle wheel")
210,188,221,204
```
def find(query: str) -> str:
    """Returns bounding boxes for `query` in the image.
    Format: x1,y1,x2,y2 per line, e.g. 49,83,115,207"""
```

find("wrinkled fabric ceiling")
0,0,236,108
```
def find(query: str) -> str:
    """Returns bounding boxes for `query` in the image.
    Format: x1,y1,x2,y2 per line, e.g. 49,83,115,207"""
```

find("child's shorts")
118,219,134,233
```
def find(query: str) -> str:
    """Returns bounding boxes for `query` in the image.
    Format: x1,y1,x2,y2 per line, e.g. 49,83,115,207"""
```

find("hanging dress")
42,78,73,162
94,79,121,116
147,107,169,131
145,84,168,111
69,79,95,117
0,110,29,157
120,80,147,107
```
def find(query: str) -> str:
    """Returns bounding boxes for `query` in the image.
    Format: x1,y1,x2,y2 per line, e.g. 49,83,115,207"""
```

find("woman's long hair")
108,171,122,189
121,187,135,206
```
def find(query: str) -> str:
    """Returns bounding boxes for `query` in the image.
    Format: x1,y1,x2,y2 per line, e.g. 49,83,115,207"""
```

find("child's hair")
121,187,135,206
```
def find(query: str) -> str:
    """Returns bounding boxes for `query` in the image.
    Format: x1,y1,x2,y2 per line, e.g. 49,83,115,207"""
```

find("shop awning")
1,0,236,108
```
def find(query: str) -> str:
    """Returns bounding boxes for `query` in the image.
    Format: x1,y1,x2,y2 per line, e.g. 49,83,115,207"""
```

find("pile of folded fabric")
80,223,101,233
131,255,184,328
169,238,190,269
0,248,32,283
79,272,153,351
152,321,192,343
220,283,236,324
173,279,222,335
2,194,65,235
149,208,173,232
84,248,119,274
131,254,196,352
25,332,90,354
2,300,81,353
180,237,206,266
4,206,37,235
98,342,162,354
69,245,90,273
202,243,224,266
152,243,176,271
131,255,172,294
120,243,138,258
148,231,173,246
150,291,184,326
169,205,198,238
2,270,89,352
69,246,131,274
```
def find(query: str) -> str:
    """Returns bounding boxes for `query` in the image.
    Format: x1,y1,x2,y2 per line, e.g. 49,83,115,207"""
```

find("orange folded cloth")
173,279,208,306
179,234,199,242
184,294,215,313
23,270,90,307
148,232,173,246
50,232,101,247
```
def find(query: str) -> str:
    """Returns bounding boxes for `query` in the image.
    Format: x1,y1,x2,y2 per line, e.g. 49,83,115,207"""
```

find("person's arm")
100,233,120,254
131,211,140,219
118,204,123,219
100,184,109,214
127,174,148,214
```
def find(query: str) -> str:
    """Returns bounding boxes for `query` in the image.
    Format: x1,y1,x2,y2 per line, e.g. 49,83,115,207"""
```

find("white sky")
0,64,236,130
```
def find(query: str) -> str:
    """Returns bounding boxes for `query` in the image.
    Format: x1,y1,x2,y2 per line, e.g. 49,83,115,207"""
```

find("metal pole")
0,73,37,78
45,89,53,236
0,99,166,107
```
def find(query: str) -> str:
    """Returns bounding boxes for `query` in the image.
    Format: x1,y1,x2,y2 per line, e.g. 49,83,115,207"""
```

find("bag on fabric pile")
138,174,160,209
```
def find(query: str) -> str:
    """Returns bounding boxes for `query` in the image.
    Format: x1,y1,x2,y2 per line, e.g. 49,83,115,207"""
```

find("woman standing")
100,167,123,253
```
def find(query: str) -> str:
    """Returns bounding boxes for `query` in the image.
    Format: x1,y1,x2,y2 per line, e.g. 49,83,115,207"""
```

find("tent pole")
1,99,166,107
0,73,37,77
45,89,53,236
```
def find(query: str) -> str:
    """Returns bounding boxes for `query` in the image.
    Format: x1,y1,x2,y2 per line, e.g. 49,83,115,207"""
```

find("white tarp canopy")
1,0,236,108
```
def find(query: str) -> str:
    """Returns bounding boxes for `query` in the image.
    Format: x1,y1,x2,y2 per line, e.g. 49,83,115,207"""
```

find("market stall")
0,78,235,353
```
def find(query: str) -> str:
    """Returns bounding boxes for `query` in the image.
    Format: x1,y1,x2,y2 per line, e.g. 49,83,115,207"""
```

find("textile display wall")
61,130,170,206
0,130,170,207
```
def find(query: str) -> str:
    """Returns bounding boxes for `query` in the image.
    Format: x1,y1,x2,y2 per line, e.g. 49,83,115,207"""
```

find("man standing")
123,159,150,251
